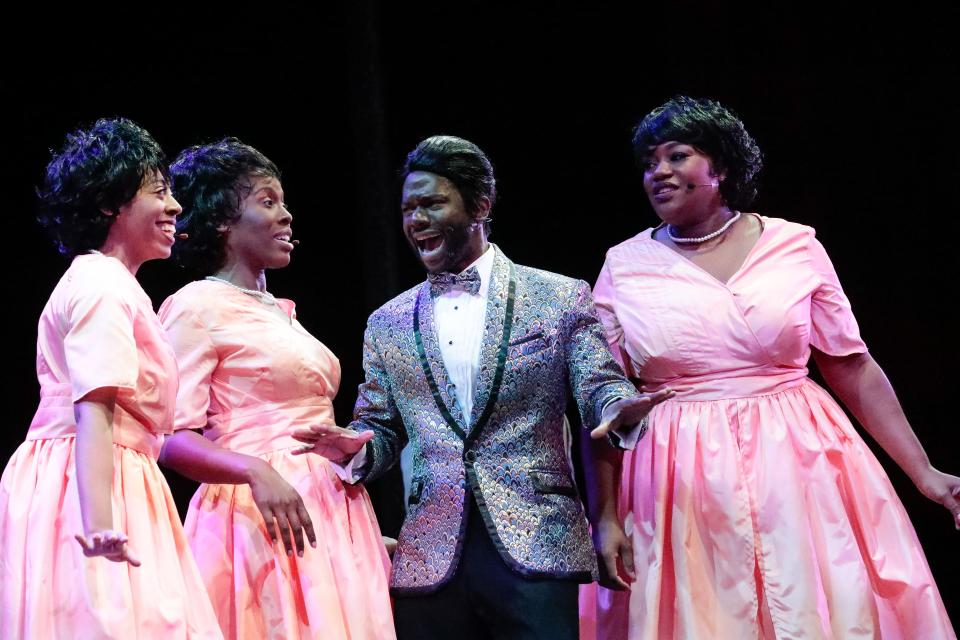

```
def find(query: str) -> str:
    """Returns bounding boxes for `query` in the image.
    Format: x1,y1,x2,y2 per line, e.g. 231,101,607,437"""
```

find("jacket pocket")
508,332,549,358
529,469,577,497
509,331,544,346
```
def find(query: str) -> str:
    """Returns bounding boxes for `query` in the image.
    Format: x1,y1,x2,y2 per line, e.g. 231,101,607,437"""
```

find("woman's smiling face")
641,141,724,225
103,169,182,264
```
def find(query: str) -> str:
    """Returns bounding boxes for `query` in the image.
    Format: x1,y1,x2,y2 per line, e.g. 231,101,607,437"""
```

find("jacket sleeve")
564,280,638,431
349,319,407,482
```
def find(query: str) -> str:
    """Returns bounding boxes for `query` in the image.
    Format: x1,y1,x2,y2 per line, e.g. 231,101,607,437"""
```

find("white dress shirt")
338,246,495,482
338,244,628,484
432,245,495,425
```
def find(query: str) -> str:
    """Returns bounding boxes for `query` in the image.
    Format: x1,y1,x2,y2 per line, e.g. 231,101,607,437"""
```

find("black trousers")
393,496,580,640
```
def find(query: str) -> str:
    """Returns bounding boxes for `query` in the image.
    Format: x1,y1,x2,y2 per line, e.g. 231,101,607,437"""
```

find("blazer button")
464,449,478,463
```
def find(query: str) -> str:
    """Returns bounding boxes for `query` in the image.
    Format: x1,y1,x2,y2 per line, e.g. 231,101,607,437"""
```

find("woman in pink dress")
580,97,958,638
156,138,394,639
0,118,222,639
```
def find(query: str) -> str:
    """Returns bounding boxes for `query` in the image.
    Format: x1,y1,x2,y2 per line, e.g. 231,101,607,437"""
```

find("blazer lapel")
467,247,516,436
413,283,469,438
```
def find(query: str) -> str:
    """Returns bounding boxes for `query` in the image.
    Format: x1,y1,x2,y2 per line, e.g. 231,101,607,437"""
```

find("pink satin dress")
579,217,955,639
0,253,222,639
159,280,394,640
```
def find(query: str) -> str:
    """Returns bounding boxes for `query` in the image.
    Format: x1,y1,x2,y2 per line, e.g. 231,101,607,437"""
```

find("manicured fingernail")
298,550,303,557
311,540,317,548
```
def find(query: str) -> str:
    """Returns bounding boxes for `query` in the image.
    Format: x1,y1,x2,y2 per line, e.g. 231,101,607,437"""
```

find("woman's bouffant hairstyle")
37,118,168,257
402,135,497,215
632,96,763,210
170,138,280,275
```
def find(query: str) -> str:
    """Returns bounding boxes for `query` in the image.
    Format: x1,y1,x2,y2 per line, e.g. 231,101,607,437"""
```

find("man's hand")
591,389,681,440
593,518,634,590
291,423,374,463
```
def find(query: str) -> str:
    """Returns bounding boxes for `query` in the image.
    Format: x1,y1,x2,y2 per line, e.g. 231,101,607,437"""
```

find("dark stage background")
2,1,957,624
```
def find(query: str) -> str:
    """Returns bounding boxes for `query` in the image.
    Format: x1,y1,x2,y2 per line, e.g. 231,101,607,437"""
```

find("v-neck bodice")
594,216,866,400
650,213,765,287
159,280,341,452
584,217,954,640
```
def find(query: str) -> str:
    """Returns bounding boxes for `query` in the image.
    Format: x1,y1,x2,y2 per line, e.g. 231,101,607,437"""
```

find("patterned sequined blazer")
351,246,636,595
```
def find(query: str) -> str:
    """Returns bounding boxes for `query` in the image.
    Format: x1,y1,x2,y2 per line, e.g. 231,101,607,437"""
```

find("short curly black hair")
170,138,280,275
37,118,169,257
402,135,497,215
633,96,763,210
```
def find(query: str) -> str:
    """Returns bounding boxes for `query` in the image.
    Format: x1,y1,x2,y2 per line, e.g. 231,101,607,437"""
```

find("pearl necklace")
205,276,277,306
667,211,741,244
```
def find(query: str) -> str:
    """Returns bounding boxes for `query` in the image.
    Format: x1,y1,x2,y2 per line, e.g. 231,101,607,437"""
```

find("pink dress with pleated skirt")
0,253,222,639
580,217,955,639
159,280,394,640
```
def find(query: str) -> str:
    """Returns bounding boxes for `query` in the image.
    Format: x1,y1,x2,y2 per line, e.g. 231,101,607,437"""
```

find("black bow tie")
428,266,482,297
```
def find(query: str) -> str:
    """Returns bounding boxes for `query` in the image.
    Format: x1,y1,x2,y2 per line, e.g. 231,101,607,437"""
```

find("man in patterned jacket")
297,136,673,639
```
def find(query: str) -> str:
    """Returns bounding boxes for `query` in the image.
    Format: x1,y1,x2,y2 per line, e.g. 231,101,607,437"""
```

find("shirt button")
464,450,478,463
448,340,454,345
454,306,459,310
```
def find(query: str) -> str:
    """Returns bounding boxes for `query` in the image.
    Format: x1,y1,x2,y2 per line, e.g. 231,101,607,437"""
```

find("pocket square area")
508,331,545,346
529,469,577,496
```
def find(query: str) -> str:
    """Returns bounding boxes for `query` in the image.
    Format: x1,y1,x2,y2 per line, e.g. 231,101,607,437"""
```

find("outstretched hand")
75,530,141,567
590,388,683,440
291,423,374,463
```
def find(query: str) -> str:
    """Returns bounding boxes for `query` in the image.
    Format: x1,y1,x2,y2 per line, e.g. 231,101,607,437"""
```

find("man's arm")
294,321,407,483
348,322,407,482
564,280,640,431
564,280,681,444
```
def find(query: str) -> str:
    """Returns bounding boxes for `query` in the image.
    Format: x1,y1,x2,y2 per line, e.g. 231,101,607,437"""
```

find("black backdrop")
2,0,957,624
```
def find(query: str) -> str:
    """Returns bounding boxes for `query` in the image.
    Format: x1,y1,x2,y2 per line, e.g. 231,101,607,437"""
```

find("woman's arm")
813,350,960,527
74,387,140,565
158,296,316,555
159,431,316,555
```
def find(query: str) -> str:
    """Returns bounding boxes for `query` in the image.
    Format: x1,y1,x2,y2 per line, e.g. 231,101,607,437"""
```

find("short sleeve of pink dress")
159,280,394,640
807,234,868,356
580,217,955,640
0,253,221,639
61,269,139,400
